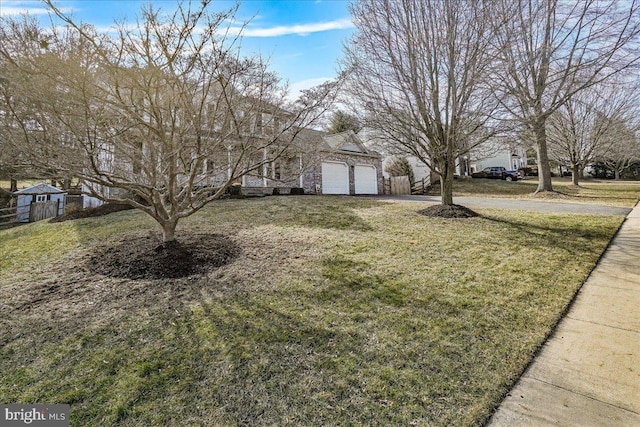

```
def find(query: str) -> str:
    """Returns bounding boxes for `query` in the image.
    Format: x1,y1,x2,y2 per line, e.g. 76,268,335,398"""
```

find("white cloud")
0,6,50,16
227,18,354,38
288,77,333,100
0,1,73,17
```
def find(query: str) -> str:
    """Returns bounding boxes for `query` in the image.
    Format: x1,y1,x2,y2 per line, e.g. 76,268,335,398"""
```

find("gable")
322,131,370,155
14,182,65,195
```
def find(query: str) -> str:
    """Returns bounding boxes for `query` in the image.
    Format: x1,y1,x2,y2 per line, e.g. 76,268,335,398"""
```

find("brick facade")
302,150,383,195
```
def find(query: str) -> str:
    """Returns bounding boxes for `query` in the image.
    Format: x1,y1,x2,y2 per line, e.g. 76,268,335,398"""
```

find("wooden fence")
29,200,60,222
411,177,432,195
389,176,411,195
64,195,83,212
0,206,17,223
384,175,433,195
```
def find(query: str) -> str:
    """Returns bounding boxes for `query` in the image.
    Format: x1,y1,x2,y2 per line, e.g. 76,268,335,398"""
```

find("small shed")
15,183,66,222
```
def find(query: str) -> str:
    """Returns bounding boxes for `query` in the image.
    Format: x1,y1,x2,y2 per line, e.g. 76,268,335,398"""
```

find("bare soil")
417,204,479,218
88,233,240,280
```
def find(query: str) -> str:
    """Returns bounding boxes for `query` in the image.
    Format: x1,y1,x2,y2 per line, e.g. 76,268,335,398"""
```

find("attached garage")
354,165,378,194
321,161,349,194
304,130,382,195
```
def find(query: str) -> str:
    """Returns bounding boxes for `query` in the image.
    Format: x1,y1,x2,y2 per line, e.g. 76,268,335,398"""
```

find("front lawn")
0,196,624,426
430,177,640,207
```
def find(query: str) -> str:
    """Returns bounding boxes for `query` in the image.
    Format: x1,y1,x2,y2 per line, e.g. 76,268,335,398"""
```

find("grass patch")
435,177,640,207
0,196,624,426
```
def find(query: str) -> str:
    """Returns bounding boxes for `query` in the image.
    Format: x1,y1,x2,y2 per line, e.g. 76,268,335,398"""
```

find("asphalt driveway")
372,195,632,216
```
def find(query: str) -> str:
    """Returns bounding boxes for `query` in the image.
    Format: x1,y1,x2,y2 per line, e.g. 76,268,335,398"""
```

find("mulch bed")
417,204,479,218
88,233,241,280
50,203,133,223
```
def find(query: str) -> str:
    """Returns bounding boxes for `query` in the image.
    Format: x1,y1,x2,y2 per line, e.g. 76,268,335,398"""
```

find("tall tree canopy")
492,0,640,193
343,0,501,206
547,79,640,186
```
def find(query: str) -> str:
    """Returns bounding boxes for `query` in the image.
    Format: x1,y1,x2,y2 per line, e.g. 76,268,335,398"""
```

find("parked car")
484,166,507,179
504,170,521,181
472,166,520,181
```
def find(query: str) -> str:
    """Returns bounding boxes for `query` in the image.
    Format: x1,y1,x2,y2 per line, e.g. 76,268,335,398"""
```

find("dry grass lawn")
0,196,626,426
430,177,640,207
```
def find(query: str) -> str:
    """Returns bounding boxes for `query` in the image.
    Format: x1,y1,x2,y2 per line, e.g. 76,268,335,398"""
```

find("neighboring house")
14,182,66,222
469,141,529,173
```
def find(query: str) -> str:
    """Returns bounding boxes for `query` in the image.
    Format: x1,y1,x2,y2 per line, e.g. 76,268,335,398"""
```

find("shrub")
290,187,305,195
227,184,242,196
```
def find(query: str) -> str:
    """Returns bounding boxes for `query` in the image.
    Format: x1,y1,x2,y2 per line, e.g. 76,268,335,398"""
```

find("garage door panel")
354,165,377,194
322,162,349,194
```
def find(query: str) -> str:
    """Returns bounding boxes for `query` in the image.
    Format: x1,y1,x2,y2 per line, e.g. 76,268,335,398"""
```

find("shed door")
354,165,378,194
321,162,349,194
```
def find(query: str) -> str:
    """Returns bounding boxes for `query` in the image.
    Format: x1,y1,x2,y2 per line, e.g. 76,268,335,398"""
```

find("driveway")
372,195,633,216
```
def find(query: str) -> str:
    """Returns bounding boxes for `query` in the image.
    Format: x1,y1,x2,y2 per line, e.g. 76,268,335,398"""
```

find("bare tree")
547,79,640,185
0,1,335,243
343,0,501,206
598,116,640,180
492,0,640,193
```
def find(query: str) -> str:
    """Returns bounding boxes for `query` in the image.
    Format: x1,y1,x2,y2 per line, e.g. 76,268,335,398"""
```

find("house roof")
321,130,378,157
322,130,369,154
14,182,66,195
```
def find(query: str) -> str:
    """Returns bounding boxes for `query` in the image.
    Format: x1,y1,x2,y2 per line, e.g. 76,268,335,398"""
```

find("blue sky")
0,0,355,98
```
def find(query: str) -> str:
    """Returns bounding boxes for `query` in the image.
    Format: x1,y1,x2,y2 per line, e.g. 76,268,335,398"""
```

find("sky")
0,0,355,99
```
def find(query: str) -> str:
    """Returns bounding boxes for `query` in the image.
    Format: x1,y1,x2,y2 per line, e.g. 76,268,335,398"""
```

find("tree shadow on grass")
479,213,620,255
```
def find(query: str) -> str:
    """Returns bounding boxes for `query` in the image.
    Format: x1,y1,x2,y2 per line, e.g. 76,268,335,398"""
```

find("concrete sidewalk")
487,203,640,426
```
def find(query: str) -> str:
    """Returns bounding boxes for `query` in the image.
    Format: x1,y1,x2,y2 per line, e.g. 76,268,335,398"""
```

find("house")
300,130,383,195
217,129,383,195
80,120,383,205
14,182,66,222
468,141,529,173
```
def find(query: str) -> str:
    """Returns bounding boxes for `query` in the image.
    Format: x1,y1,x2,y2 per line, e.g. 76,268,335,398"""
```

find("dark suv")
474,166,520,181
483,166,507,179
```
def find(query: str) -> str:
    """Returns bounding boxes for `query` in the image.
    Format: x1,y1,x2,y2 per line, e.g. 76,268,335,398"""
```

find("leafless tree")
547,79,640,185
0,1,335,243
492,0,640,193
343,0,502,206
598,116,640,180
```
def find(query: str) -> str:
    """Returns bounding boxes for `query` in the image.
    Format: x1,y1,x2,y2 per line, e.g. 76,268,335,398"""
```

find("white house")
469,141,529,173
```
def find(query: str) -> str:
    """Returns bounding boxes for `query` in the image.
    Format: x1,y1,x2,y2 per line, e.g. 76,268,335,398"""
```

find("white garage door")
354,165,378,194
322,162,349,194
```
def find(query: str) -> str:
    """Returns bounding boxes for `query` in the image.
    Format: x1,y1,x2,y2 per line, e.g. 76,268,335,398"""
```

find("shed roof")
14,182,66,195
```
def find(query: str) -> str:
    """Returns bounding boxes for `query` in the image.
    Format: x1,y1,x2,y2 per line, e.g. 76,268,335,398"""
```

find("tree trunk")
534,118,554,193
440,158,455,205
571,164,580,186
614,168,620,180
161,219,178,243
